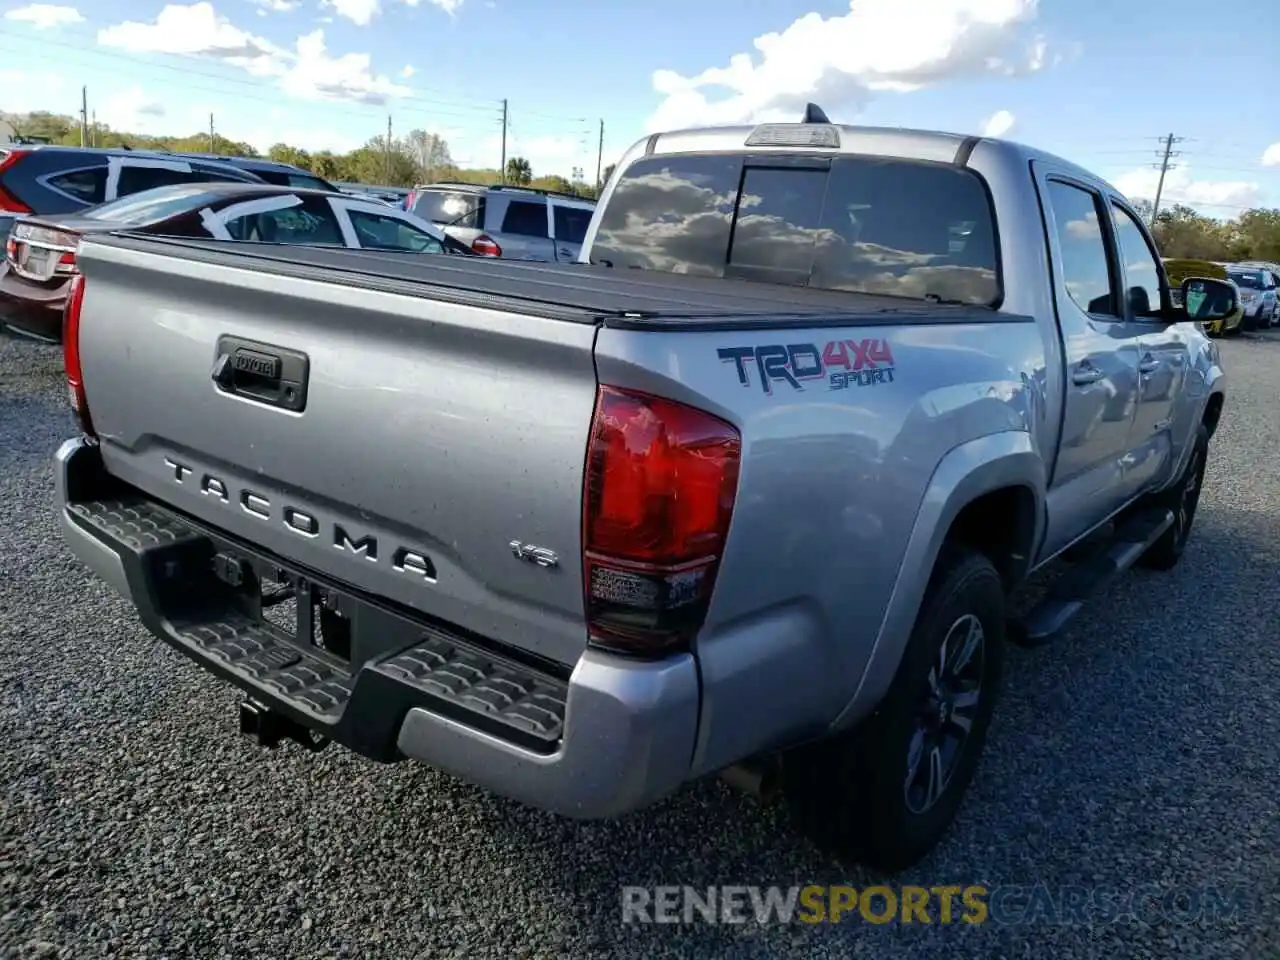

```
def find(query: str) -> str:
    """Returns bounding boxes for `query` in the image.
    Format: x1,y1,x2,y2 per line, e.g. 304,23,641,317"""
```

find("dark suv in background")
166,153,340,193
0,145,271,240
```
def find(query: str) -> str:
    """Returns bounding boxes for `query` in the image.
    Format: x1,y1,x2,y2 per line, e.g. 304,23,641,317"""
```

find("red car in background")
1,181,471,342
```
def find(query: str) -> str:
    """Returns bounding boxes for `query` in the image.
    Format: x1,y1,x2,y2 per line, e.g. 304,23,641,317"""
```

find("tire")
781,547,1005,873
1138,423,1209,571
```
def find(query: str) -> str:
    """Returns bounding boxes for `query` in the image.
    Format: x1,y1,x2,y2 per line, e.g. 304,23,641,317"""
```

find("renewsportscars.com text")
621,884,1249,926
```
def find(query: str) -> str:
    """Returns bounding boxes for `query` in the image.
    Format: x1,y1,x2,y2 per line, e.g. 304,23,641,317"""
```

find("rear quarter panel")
595,312,1048,771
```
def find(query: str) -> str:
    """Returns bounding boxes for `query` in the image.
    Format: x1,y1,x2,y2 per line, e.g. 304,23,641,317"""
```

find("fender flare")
830,430,1045,731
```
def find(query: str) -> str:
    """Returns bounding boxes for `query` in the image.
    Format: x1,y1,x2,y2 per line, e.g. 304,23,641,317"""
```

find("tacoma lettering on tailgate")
717,338,896,395
163,457,437,582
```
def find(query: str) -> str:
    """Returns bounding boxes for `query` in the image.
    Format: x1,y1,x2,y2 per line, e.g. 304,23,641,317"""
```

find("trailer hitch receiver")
238,699,330,753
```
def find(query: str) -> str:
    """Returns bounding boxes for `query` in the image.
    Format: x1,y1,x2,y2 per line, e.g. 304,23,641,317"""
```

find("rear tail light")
0,150,32,215
582,386,742,657
55,250,79,275
62,271,95,438
471,234,501,257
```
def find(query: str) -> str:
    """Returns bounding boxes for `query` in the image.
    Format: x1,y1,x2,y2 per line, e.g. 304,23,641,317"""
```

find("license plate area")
211,551,354,664
14,243,53,281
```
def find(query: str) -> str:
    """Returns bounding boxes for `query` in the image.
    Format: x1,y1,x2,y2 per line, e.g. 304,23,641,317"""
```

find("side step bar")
1011,507,1174,647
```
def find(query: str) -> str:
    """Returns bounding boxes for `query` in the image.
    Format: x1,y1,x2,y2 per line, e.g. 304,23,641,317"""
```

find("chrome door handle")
1138,356,1161,374
1071,365,1105,386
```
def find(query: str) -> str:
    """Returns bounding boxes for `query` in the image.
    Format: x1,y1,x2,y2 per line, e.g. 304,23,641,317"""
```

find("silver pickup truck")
54,106,1237,872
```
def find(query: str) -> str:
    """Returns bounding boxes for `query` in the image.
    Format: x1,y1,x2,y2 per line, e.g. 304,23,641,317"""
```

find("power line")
0,35,504,120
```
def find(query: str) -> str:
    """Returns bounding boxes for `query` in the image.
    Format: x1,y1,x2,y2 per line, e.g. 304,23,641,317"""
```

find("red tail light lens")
471,234,501,257
55,250,78,275
62,272,95,437
582,386,741,656
0,150,33,214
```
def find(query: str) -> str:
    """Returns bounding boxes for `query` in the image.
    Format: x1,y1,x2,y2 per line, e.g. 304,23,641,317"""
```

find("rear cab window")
589,153,1001,306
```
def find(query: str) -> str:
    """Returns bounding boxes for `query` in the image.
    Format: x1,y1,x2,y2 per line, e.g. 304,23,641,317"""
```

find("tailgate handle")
213,336,310,413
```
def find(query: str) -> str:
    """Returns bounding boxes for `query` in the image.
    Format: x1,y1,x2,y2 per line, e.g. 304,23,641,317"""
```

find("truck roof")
637,106,1123,202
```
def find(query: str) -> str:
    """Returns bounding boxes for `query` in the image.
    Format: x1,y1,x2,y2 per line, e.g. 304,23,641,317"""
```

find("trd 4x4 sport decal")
717,338,896,395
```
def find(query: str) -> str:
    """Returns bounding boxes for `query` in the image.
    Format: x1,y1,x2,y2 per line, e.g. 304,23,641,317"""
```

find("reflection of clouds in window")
591,165,739,276
592,154,999,304
1064,211,1100,240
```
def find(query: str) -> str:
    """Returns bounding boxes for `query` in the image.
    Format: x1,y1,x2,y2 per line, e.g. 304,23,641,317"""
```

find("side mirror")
1181,277,1238,324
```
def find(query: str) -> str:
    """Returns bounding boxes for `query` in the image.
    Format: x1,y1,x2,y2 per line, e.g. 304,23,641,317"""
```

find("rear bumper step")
55,437,701,818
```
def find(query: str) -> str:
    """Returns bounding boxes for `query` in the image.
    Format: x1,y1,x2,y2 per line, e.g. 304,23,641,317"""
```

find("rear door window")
116,163,247,198
348,209,443,253
220,196,345,245
501,199,549,238
590,152,1000,305
47,167,107,204
551,204,594,245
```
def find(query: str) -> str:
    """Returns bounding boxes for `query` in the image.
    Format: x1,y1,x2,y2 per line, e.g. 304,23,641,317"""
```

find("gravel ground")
2,327,1279,959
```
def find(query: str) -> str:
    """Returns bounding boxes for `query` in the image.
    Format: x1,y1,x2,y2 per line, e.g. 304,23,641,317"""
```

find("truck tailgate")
74,236,601,667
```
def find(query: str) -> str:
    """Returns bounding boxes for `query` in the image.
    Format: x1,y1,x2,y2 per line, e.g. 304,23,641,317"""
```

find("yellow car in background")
1163,258,1244,336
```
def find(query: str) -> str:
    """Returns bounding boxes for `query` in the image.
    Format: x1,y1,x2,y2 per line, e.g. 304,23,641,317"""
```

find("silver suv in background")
1227,262,1279,329
404,182,595,262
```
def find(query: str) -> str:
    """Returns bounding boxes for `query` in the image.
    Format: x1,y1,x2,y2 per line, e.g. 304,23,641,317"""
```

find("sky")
1,0,1277,212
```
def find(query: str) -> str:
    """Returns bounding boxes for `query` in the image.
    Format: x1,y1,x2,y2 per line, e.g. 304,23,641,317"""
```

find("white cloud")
645,0,1051,131
0,69,68,114
1262,143,1280,167
251,0,300,11
282,30,411,104
1113,166,1262,213
97,4,411,105
400,64,415,79
323,0,379,26
98,86,168,134
401,0,465,14
982,109,1014,137
4,4,84,29
98,3,285,76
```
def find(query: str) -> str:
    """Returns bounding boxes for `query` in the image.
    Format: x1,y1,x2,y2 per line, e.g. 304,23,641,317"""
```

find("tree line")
4,111,1277,258
3,110,613,199
1129,198,1280,264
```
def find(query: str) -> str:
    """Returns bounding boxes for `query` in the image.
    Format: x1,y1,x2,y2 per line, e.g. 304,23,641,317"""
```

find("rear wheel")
1138,423,1209,571
782,547,1004,872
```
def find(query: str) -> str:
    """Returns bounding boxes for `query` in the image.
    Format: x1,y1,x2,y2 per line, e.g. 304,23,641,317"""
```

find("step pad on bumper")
66,493,569,759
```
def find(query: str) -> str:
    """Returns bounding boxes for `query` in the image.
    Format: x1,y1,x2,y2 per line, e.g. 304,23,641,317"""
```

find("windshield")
590,152,1000,306
83,184,226,224
1227,270,1263,289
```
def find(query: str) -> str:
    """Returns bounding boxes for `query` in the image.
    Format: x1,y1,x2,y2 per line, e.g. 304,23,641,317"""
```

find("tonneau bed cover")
83,232,1004,329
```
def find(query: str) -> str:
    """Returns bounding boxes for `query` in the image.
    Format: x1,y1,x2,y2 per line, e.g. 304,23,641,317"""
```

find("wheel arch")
832,431,1044,732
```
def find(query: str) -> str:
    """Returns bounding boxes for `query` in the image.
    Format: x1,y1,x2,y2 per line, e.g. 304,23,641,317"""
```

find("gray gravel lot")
2,327,1279,959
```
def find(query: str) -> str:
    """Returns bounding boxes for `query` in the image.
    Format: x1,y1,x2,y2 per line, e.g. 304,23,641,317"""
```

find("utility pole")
595,118,604,193
385,114,392,184
208,113,215,153
90,110,96,147
1149,132,1183,227
499,98,508,183
79,86,88,147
